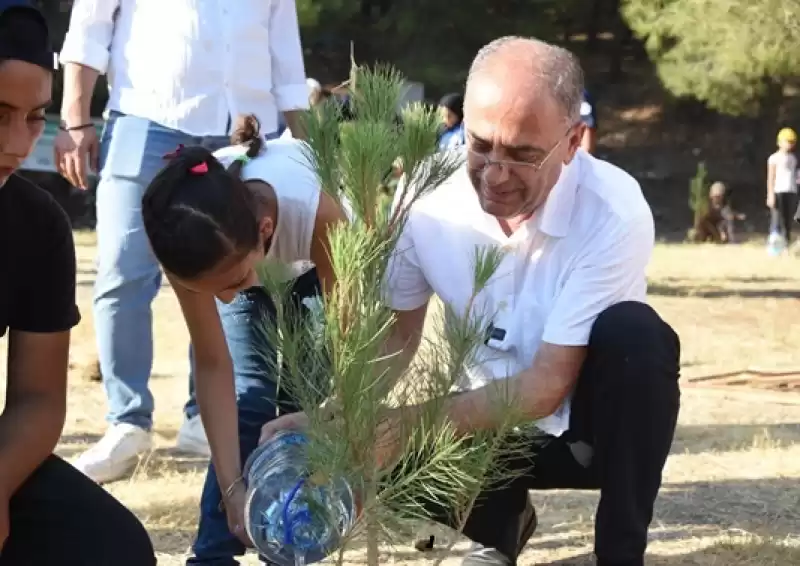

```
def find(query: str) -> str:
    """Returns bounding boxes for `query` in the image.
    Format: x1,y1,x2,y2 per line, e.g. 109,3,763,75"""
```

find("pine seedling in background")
255,64,530,566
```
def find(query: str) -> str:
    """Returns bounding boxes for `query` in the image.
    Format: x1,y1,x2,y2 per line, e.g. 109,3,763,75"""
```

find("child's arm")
310,192,350,298
766,156,777,208
170,280,246,538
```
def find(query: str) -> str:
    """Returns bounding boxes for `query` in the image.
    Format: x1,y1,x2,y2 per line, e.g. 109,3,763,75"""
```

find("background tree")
623,0,800,116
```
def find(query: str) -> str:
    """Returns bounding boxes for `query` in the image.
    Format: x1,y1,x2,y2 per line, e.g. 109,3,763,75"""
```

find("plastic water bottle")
767,231,786,256
243,430,356,566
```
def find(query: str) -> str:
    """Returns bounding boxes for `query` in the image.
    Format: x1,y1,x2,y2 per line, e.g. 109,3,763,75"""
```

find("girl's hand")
259,412,310,445
767,193,776,209
223,482,252,547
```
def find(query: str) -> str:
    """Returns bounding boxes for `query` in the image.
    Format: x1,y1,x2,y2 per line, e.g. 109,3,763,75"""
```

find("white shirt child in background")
767,128,798,249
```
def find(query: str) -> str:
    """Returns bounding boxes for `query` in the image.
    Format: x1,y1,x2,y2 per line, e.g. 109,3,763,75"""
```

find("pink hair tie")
162,144,185,160
189,162,209,174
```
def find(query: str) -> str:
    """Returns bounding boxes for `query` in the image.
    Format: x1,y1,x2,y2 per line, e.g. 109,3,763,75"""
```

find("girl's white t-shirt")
214,139,320,276
768,151,798,194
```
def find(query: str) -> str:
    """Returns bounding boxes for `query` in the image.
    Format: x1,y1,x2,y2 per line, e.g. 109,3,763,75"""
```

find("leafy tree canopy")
624,0,800,115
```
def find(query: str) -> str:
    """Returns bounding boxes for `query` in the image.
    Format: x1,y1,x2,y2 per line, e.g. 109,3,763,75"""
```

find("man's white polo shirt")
385,150,654,437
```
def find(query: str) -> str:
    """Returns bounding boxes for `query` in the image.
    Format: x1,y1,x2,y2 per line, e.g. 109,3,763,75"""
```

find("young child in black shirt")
0,5,154,564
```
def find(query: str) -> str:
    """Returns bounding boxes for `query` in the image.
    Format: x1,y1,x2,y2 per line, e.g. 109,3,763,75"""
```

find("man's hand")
223,482,252,547
259,412,309,445
54,127,100,190
766,192,776,209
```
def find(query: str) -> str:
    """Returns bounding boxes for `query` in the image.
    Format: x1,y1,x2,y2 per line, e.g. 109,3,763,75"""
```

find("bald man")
381,37,679,566
262,37,680,566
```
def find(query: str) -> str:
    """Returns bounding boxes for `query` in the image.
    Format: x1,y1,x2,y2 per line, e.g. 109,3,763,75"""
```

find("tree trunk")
585,0,606,51
608,9,633,81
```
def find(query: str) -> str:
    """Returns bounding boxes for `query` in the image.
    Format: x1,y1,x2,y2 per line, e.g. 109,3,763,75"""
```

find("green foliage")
688,161,709,222
296,0,360,27
299,0,566,92
256,65,528,563
623,0,800,115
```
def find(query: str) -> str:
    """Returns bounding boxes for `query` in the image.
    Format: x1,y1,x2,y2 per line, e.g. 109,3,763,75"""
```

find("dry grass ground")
2,233,800,565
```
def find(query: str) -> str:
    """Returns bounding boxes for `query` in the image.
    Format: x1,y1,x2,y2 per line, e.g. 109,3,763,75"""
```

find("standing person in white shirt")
767,127,797,246
53,0,310,484
261,37,681,566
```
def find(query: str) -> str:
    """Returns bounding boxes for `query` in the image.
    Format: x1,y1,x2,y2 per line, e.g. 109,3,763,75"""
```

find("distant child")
692,181,745,243
437,93,466,151
767,128,797,246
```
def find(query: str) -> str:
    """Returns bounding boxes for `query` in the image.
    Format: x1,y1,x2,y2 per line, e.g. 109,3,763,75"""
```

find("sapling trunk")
255,63,532,566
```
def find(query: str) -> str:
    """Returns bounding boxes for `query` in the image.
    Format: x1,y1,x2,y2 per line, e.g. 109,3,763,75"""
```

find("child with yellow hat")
766,127,797,251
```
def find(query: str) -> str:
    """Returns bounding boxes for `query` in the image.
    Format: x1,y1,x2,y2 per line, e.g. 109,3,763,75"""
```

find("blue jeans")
94,112,231,430
189,270,323,565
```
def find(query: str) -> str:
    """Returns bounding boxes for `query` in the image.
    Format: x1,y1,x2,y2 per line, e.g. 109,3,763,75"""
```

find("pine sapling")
255,64,531,566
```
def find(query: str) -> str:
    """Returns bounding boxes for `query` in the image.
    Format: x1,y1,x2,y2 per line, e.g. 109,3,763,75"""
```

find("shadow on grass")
523,477,799,543
130,477,800,560
718,276,794,284
542,537,800,565
281,476,800,561
326,533,800,565
648,283,800,299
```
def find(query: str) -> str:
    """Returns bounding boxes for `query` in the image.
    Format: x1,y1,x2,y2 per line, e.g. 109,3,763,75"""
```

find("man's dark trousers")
435,301,681,566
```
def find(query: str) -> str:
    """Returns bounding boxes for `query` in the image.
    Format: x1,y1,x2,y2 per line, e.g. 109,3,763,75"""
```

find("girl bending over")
142,115,347,565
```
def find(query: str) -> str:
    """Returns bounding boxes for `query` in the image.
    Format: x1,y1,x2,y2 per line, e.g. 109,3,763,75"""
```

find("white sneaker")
73,423,152,484
176,415,211,458
462,546,511,566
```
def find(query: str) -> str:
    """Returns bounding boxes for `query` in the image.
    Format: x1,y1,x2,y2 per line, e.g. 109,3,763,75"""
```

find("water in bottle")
243,430,356,566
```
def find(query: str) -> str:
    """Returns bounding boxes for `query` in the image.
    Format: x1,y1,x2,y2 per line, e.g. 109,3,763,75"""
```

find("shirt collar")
536,152,582,238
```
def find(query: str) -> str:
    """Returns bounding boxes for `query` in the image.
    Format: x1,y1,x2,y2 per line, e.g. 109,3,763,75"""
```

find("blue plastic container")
767,231,786,256
243,430,356,566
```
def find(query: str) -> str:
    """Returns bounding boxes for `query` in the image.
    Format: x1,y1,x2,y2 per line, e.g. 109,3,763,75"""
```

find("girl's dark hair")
142,114,265,280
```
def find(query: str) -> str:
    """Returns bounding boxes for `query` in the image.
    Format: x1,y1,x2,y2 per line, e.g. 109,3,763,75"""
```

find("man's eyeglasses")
467,124,576,172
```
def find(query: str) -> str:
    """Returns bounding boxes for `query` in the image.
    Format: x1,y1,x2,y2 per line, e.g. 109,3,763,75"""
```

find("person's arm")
0,332,70,495
416,212,655,434
60,64,101,130
58,0,119,126
268,0,310,139
380,210,435,388
170,283,241,492
56,0,119,188
309,192,349,297
767,156,777,208
0,196,80,498
171,283,251,543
